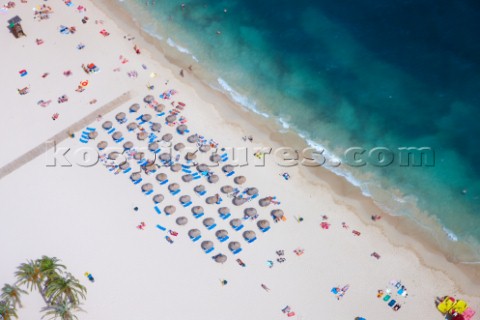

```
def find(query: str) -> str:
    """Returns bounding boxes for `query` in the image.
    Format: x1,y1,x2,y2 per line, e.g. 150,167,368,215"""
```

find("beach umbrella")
115,112,126,122
148,142,159,151
102,121,112,130
160,153,171,161
130,173,141,182
141,183,153,192
213,254,227,264
221,185,233,194
156,173,168,182
112,131,123,141
230,219,242,228
137,131,148,140
182,174,193,182
108,151,120,160
185,152,197,161
201,240,214,251
234,176,246,185
88,131,98,139
210,154,221,163
141,114,152,122
257,220,270,230
259,197,271,207
144,95,155,103
244,208,257,218
179,195,191,204
218,207,230,214
164,205,176,215
208,174,219,183
129,103,140,113
243,230,256,241
222,165,234,173
97,141,108,150
199,144,211,153
247,187,259,196
203,218,215,228
151,122,162,132
127,122,138,131
134,152,145,161
271,209,284,219
194,185,205,193
168,183,180,192
228,241,241,252
119,161,130,170
187,134,198,143
177,124,188,135
166,115,177,124
196,163,209,172
154,104,165,112
215,229,228,239
233,197,247,206
171,163,182,172
188,229,201,238
123,141,133,150
206,195,218,204
192,206,204,214
162,133,173,142
153,194,164,204
174,142,185,151
176,216,188,226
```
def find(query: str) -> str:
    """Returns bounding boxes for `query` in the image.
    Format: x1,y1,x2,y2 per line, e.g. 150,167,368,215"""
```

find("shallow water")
119,0,480,261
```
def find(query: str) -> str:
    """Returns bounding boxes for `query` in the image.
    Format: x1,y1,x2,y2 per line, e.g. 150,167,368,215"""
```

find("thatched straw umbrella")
127,122,138,131
215,229,228,239
141,114,152,122
194,185,205,193
168,183,180,192
174,143,185,151
210,154,221,163
234,176,246,185
192,206,204,214
160,153,171,161
199,144,211,153
162,133,173,142
166,115,177,124
108,152,119,160
177,124,188,135
134,152,145,161
144,95,154,103
141,183,153,192
185,152,197,161
182,174,193,182
188,229,201,238
271,209,284,219
218,207,230,215
201,240,213,251
247,187,259,196
151,122,162,132
222,164,234,173
156,173,168,182
154,104,165,112
221,185,233,194
148,142,159,152
257,220,270,230
230,219,242,228
171,163,182,172
123,141,133,150
196,164,209,172
228,241,241,252
213,254,227,264
102,121,112,130
164,205,176,215
232,197,247,206
97,141,108,150
259,197,272,207
88,131,98,140
244,208,257,218
153,194,164,204
112,131,123,141
129,103,140,113
115,112,126,122
206,195,218,205
176,216,188,226
243,230,256,241
119,161,130,170
187,134,198,143
203,218,215,228
208,174,219,184
137,131,148,140
130,172,141,181
179,195,191,204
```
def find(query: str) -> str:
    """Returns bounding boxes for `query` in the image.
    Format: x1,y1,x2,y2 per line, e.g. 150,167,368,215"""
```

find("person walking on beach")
261,284,270,292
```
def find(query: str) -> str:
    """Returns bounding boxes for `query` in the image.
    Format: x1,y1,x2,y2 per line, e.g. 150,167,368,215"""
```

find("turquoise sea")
118,0,480,262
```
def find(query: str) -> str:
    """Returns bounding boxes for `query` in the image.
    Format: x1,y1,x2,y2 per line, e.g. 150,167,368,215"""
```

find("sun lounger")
192,172,200,177
204,247,214,254
157,112,165,117
197,190,206,196
182,201,192,208
123,167,132,174
247,237,257,243
79,138,88,144
160,179,169,185
232,248,242,255
138,159,147,166
182,169,192,174
171,189,181,196
156,224,166,231
226,171,235,177
193,212,204,219
260,226,271,233
153,148,161,154
86,127,96,131
233,224,244,231
144,189,154,196
133,178,143,185
218,235,229,243
207,224,217,230
107,127,116,134
181,164,190,169
115,137,124,143
154,206,161,214
220,213,231,220
136,115,143,120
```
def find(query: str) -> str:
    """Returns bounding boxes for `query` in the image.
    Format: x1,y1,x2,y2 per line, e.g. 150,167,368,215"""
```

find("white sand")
0,1,478,320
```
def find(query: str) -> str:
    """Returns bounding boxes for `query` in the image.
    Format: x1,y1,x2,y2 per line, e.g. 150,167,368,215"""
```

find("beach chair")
198,190,207,196
154,148,161,154
171,189,181,196
218,235,229,243
204,247,214,254
182,169,192,174
156,224,166,231
182,201,192,208
123,167,132,174
107,127,116,134
220,213,231,220
144,189,154,196
231,248,242,255
226,171,235,177
135,115,143,120
157,112,165,117
191,235,201,242
133,178,143,185
251,193,259,199
86,127,96,131
115,137,125,143
160,179,169,185
79,137,89,144
154,206,161,214
193,212,204,219
207,223,217,230
247,237,257,243
260,226,271,233
138,159,148,166
181,164,190,169
234,224,244,231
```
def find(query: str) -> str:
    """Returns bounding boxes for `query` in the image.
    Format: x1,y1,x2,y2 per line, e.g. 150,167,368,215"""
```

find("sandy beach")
1,1,479,319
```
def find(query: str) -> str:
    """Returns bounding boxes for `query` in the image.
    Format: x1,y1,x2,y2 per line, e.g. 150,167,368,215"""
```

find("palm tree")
0,299,18,320
41,300,79,320
45,276,86,306
38,257,66,282
0,284,27,308
14,260,43,292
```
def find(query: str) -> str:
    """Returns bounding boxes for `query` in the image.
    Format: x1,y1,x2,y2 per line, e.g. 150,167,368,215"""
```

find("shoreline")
97,0,480,295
